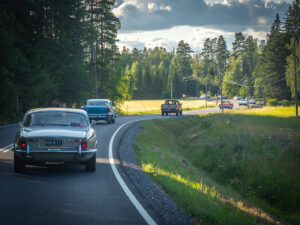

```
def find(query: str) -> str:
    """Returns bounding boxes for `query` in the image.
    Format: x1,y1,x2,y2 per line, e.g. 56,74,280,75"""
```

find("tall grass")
135,107,300,225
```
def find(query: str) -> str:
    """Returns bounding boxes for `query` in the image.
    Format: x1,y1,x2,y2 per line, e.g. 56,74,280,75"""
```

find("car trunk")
84,106,109,115
22,127,86,151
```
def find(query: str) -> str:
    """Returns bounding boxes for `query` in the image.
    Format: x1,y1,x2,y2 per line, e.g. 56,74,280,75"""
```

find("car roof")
87,99,110,102
25,108,87,115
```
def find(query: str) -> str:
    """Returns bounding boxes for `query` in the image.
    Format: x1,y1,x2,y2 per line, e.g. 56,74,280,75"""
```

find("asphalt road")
0,102,243,225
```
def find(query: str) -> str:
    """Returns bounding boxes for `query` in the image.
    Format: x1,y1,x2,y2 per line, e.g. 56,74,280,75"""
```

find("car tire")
14,153,25,173
112,118,115,123
85,154,96,172
107,116,112,124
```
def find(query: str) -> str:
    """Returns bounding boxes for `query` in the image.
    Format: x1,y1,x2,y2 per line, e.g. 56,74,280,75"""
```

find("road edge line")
0,143,14,152
109,120,157,225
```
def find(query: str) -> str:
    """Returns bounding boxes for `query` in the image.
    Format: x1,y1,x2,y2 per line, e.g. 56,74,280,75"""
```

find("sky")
112,0,293,52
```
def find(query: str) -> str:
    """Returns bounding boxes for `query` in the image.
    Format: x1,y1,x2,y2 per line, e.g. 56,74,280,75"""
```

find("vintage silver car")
13,108,97,173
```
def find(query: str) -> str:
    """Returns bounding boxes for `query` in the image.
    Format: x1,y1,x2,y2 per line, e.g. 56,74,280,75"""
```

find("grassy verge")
134,106,300,225
118,99,217,115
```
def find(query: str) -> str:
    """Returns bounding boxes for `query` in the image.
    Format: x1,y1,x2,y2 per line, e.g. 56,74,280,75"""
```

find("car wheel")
107,117,112,124
85,154,96,172
112,118,115,123
14,153,25,173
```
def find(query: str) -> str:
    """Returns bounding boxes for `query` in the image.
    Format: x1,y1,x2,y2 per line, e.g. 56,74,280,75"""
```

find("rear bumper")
219,105,232,108
162,109,180,113
88,114,112,121
15,149,97,163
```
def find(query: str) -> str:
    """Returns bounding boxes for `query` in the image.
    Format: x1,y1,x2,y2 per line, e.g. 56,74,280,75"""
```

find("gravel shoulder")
116,121,195,225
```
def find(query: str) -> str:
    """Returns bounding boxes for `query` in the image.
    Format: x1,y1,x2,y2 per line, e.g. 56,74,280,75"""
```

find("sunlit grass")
142,163,280,224
135,107,300,225
230,106,299,117
119,99,217,115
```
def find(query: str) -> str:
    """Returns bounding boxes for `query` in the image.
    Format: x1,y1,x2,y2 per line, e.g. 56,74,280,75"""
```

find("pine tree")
232,32,245,59
217,35,229,72
92,0,120,95
262,14,291,100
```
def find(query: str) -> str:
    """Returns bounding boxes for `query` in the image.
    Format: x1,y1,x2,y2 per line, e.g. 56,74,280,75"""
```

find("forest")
0,0,299,123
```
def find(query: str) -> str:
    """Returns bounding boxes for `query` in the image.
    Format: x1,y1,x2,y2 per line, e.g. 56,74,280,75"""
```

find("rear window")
23,111,88,128
86,100,108,106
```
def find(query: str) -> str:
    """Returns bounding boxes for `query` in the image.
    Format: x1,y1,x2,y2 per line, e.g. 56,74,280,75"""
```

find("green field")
134,106,300,225
118,99,217,115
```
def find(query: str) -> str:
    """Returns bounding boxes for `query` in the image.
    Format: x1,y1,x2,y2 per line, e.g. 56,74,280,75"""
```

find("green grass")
134,107,300,225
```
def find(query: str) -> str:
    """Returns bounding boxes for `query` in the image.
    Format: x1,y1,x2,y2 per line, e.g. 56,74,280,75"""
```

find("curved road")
0,103,242,225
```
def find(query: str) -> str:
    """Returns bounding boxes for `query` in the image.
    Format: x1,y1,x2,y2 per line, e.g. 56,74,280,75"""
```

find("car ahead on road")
200,94,210,99
161,99,183,116
248,98,256,104
234,96,242,100
219,100,233,109
13,108,97,173
239,99,248,106
81,99,116,124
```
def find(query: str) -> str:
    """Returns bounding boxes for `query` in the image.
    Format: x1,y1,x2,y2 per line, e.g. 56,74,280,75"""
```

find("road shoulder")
116,121,195,225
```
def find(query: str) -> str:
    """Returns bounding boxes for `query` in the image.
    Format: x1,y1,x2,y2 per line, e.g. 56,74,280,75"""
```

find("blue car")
81,99,116,124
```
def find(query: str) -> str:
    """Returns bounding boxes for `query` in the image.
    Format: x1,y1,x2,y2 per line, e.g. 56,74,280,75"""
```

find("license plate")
45,140,62,146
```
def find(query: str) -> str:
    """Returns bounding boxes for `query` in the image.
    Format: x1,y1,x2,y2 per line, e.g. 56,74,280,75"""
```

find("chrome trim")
79,145,82,154
88,115,108,118
15,149,97,153
27,144,29,154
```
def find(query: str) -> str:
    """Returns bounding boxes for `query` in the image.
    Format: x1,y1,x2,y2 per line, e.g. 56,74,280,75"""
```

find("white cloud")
116,25,269,52
257,16,268,26
113,0,290,52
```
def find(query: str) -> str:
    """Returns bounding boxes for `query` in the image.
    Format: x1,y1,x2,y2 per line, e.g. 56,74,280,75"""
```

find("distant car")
161,99,183,116
239,99,247,106
200,94,210,99
219,101,233,109
234,96,242,100
255,101,264,108
13,108,97,173
217,95,226,99
81,99,116,124
248,98,256,104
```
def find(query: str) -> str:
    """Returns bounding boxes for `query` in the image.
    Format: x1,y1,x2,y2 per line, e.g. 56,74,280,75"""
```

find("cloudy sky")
112,0,293,52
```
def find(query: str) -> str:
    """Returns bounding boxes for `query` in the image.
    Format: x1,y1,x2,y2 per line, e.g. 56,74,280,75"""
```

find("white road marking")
109,120,157,225
0,143,13,152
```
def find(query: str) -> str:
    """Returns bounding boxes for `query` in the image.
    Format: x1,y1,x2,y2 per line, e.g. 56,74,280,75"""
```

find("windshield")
23,111,88,128
86,100,108,106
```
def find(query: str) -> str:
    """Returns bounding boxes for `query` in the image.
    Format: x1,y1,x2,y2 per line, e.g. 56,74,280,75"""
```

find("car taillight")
107,106,110,111
20,138,27,150
81,139,87,150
